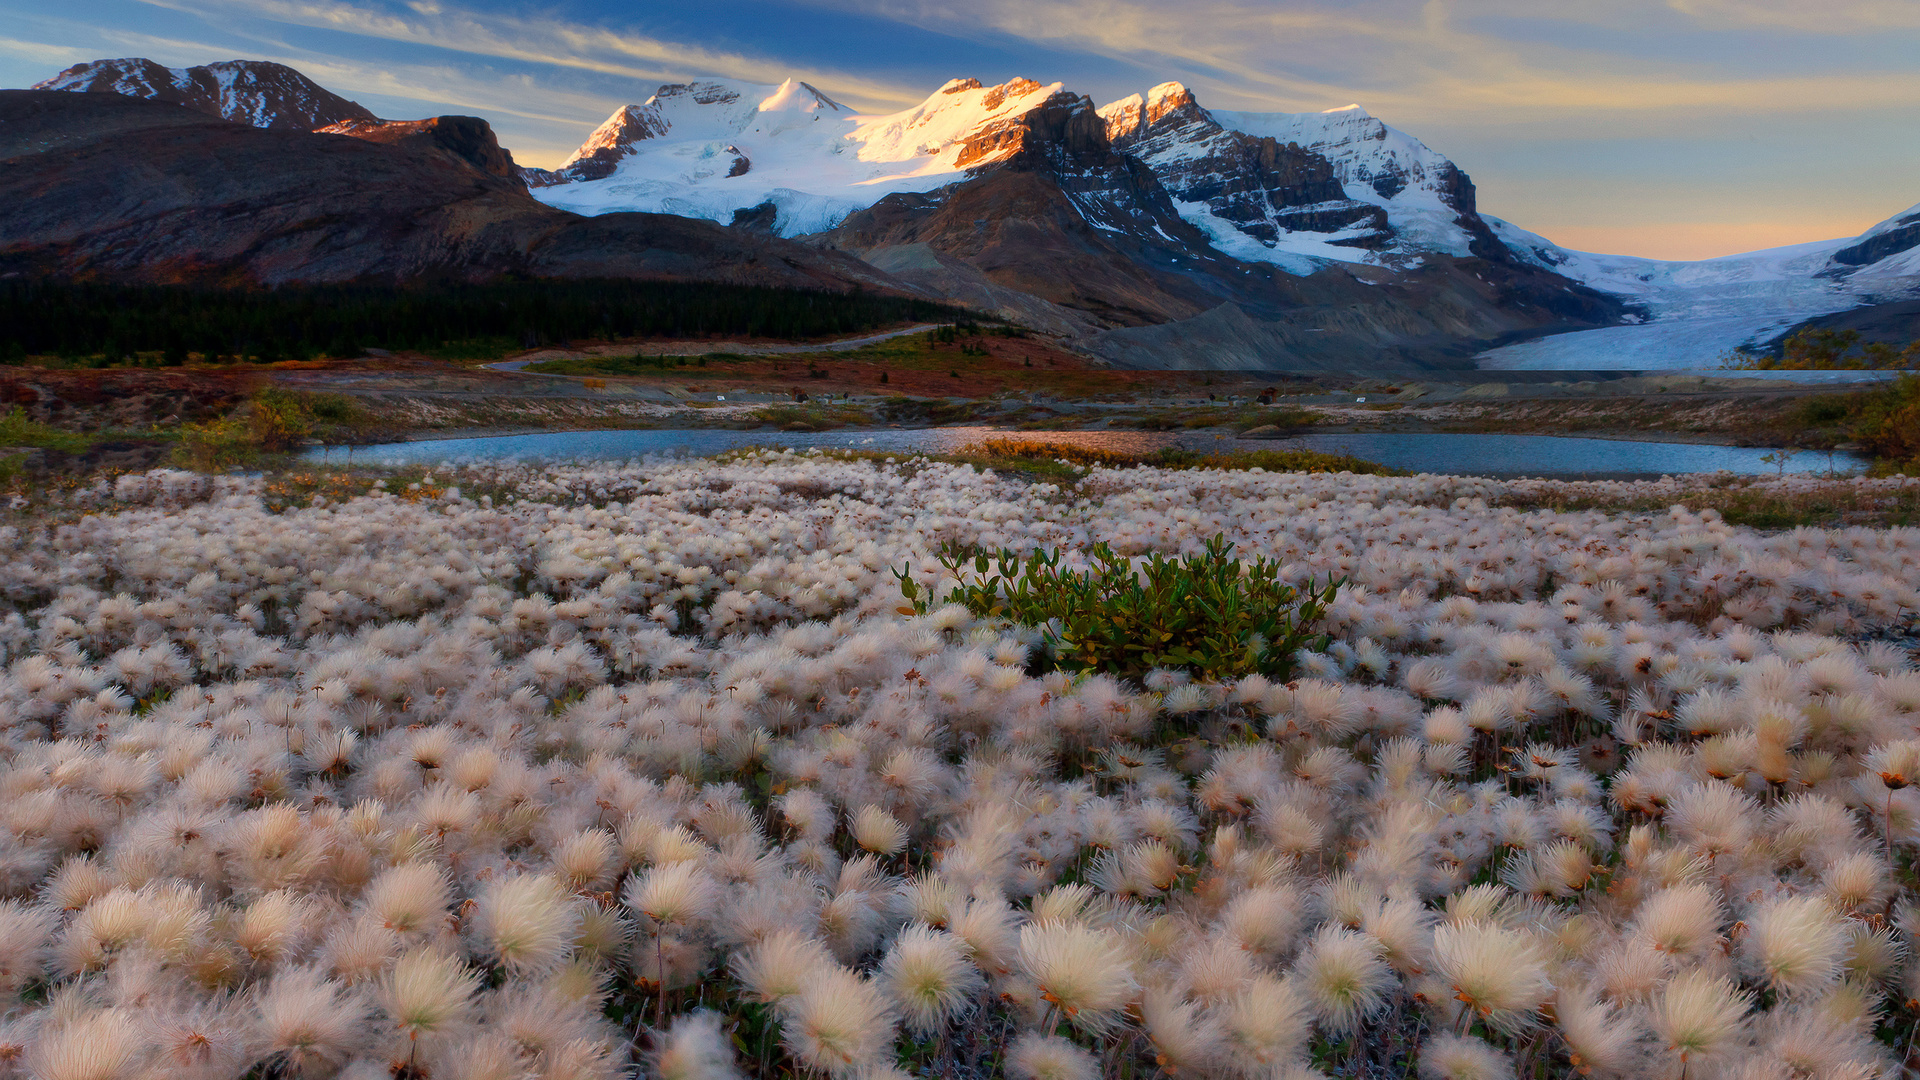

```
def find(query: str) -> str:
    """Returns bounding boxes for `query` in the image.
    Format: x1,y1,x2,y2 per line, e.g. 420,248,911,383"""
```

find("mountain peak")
32,57,376,130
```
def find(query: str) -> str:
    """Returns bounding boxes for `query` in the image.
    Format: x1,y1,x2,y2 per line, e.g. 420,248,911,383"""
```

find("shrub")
897,535,1340,683
176,417,255,471
1850,374,1920,466
245,389,314,451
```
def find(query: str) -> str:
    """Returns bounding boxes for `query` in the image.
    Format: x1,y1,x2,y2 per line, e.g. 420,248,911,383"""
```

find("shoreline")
352,420,1784,450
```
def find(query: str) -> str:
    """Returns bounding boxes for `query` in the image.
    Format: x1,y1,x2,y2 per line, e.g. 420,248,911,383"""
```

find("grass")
525,331,1157,401
0,406,92,453
524,353,737,376
749,403,877,431
1113,404,1330,432
0,407,183,489
953,438,1402,478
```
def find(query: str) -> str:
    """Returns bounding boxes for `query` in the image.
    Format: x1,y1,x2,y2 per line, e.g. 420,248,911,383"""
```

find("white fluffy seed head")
1295,925,1393,1035
1632,883,1721,958
26,1007,144,1080
1742,894,1847,997
1223,975,1311,1071
1430,921,1553,1033
653,1009,742,1080
851,805,907,856
1651,969,1749,1062
381,947,477,1038
473,873,581,975
732,928,832,1005
878,923,984,1034
1006,1033,1099,1080
256,964,372,1072
1016,921,1139,1033
360,861,450,936
626,860,718,929
776,965,896,1077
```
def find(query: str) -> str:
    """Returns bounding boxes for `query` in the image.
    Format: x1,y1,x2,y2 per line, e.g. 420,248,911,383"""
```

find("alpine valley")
18,58,1920,371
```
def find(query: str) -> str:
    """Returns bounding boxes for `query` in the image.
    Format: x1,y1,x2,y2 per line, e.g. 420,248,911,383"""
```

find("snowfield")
532,77,1068,238
3,454,1920,1079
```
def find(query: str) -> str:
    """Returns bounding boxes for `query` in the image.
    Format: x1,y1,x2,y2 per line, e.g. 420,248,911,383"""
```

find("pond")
308,427,1869,479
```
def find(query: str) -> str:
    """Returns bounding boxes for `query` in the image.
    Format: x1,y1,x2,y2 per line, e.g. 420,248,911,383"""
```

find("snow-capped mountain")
534,75,1511,275
1478,205,1920,369
34,58,532,193
33,58,375,131
525,71,1624,364
531,76,1071,235
1099,83,1504,272
12,57,1635,368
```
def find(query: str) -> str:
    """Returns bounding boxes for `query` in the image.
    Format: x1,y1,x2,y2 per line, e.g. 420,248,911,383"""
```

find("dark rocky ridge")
317,116,529,193
0,90,911,294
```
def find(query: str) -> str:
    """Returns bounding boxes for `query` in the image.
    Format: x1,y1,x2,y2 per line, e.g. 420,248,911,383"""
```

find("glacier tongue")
1478,208,1920,370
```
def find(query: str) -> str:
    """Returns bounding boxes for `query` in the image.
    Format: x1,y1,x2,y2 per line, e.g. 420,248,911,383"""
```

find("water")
308,427,1869,478
1284,433,1866,477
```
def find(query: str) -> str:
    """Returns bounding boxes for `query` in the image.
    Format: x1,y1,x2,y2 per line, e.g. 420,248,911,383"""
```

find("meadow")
0,452,1918,1080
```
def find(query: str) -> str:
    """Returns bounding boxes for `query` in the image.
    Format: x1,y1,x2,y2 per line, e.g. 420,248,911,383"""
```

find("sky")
5,0,1918,261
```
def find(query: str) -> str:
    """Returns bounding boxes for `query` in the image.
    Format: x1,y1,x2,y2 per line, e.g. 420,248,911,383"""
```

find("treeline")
0,279,962,364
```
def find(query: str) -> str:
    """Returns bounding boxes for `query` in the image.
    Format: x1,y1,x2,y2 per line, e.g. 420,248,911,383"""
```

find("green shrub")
1851,373,1920,465
897,534,1340,683
1796,395,1854,427
176,417,255,471
245,389,314,451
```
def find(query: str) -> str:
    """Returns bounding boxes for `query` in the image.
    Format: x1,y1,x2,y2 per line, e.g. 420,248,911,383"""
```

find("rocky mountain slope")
0,90,910,292
33,58,375,131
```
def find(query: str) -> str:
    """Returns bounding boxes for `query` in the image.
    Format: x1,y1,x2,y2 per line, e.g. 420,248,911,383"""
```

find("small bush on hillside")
1851,373,1920,466
898,534,1340,683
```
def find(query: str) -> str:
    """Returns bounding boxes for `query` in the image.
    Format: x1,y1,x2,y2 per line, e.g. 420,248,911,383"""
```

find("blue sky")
6,0,1919,260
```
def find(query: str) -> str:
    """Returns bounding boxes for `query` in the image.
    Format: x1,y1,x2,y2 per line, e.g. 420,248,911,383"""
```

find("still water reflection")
309,427,1867,478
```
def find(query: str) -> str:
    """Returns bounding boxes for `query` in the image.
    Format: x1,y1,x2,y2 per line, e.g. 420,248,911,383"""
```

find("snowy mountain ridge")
32,58,376,131
532,76,1072,235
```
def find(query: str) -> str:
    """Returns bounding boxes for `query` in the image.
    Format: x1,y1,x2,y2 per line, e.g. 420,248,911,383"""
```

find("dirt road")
482,323,949,376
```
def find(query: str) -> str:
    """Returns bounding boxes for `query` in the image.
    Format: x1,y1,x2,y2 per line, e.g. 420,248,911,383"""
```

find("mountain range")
16,57,1920,371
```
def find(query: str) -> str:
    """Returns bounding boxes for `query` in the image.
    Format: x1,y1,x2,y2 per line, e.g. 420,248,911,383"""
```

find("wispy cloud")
1666,0,1920,32
135,0,928,111
810,0,1920,121
0,36,89,68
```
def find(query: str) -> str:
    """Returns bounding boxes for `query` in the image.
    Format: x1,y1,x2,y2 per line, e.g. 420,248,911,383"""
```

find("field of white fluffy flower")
2,451,1920,1080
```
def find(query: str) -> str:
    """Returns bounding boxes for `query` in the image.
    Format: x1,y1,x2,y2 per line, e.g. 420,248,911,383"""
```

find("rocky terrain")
0,90,911,292
18,57,1920,372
